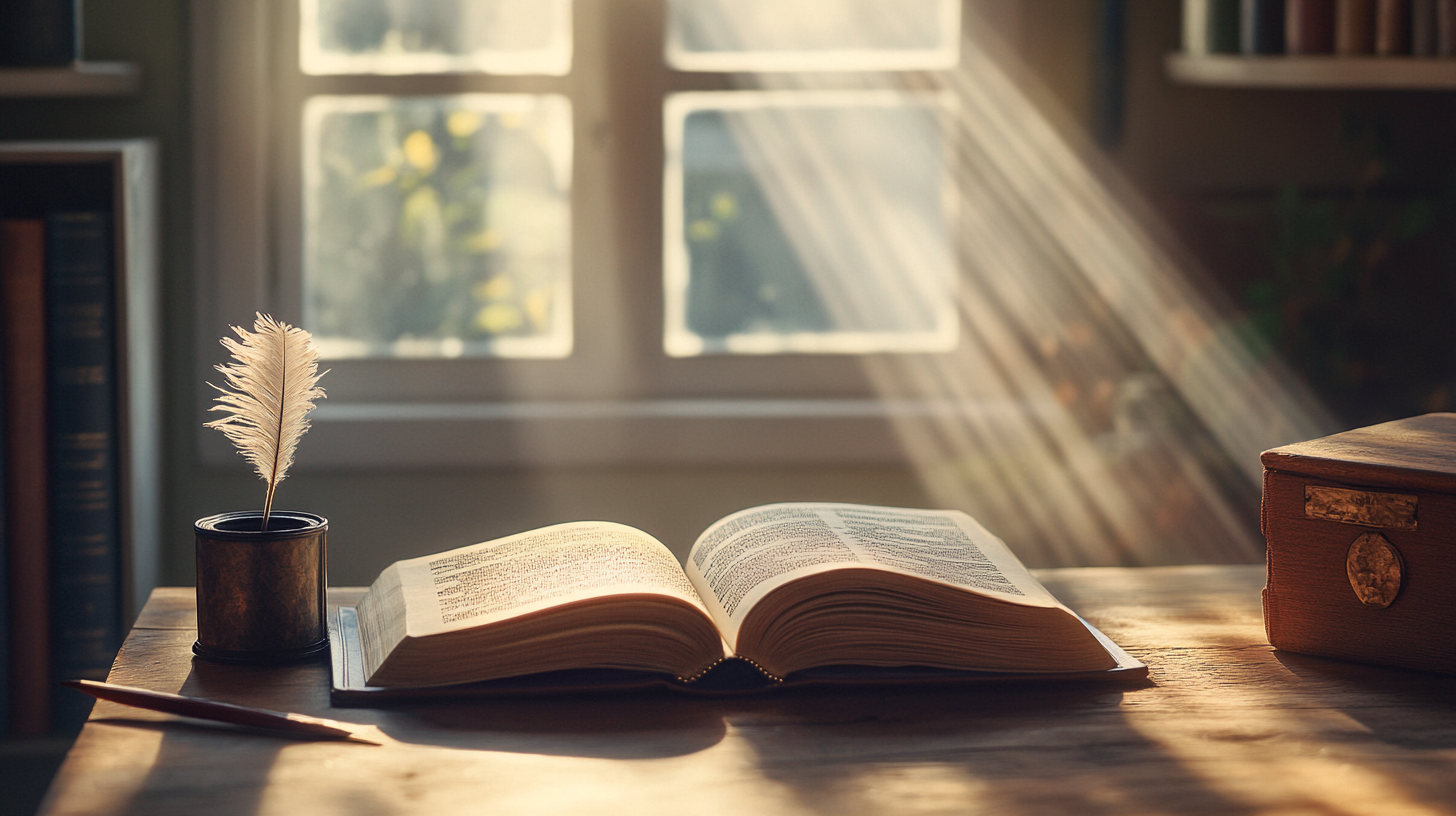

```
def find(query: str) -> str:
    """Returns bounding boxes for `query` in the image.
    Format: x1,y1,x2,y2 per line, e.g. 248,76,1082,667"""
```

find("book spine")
2,219,50,737
0,328,5,738
0,0,79,67
1287,0,1338,52
1440,0,1456,53
1210,0,1244,51
1243,0,1289,53
1376,0,1410,52
1411,0,1439,52
44,211,120,733
1337,0,1378,51
1185,0,1213,54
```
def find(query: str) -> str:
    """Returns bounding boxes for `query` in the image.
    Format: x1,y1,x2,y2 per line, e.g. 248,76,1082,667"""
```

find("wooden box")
1261,413,1456,675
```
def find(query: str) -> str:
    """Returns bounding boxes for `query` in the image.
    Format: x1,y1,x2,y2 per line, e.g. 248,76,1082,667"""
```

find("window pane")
301,0,571,75
664,92,957,357
304,94,572,359
666,0,959,72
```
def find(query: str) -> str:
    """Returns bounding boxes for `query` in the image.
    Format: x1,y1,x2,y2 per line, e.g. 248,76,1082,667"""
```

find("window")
303,92,574,359
301,0,572,76
193,0,964,467
664,90,958,356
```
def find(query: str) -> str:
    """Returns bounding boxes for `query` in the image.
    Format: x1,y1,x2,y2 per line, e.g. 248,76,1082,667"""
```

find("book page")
394,522,713,639
683,503,1058,648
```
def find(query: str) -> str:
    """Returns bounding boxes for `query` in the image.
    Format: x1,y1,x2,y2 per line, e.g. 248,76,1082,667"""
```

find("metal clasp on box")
1305,485,1413,610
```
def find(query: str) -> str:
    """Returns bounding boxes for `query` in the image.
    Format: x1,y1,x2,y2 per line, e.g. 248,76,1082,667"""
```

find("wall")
1114,2,1456,428
6,1,1452,588
987,1,1456,427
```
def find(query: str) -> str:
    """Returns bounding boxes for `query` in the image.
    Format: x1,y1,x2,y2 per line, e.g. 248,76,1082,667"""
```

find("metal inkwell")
194,511,329,663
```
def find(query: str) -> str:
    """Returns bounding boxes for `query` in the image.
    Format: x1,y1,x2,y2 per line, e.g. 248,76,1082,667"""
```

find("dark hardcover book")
1440,0,1456,53
1287,0,1338,52
0,357,5,741
1187,0,1244,52
2,219,51,736
1336,0,1378,51
1243,0,1289,53
0,232,9,738
0,0,79,67
1376,0,1411,52
1210,0,1245,51
44,211,120,733
1411,0,1439,53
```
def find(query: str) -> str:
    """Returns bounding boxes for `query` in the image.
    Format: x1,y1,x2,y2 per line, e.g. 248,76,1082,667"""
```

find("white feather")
205,313,327,526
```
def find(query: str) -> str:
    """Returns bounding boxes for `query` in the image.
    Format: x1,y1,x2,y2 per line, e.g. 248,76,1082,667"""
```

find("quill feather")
204,313,326,528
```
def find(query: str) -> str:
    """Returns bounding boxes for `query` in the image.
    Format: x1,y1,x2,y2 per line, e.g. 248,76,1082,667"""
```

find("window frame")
191,0,966,469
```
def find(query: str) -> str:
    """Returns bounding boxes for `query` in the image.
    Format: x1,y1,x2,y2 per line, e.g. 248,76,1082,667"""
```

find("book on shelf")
0,305,6,738
1287,0,1337,52
0,141,158,735
0,0,79,67
1412,0,1440,54
1184,0,1243,54
2,218,52,735
1337,0,1378,53
1184,0,1212,54
44,210,123,731
1242,0,1289,54
1211,0,1245,51
1376,0,1410,53
331,503,1145,702
1442,0,1456,54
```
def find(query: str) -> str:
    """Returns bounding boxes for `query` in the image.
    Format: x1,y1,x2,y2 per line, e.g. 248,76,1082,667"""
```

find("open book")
331,503,1144,701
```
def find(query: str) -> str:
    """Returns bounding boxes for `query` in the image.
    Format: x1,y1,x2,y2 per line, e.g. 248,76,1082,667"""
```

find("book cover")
1287,0,1338,52
0,229,9,737
0,326,5,737
1412,0,1439,53
1441,0,1456,54
1243,0,1289,53
1337,0,1378,51
1376,0,1411,53
1184,0,1213,54
0,0,79,67
1187,0,1245,53
1211,0,1245,51
44,211,121,732
2,218,51,736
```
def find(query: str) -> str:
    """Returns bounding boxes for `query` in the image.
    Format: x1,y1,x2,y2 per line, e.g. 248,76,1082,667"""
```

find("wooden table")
36,566,1456,815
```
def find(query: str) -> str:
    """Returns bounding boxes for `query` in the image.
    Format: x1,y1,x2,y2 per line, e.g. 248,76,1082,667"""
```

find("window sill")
196,398,1017,468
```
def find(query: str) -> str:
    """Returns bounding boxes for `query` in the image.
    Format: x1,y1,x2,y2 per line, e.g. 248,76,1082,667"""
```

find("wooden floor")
33,566,1456,816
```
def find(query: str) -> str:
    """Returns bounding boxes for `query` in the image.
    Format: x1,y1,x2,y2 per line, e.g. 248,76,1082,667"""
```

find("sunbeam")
666,0,1335,566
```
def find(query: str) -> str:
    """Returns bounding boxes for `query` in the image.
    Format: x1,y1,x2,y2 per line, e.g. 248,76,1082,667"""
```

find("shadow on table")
362,670,1157,760
375,688,731,758
76,664,297,816
1272,650,1456,749
727,677,1259,816
1268,650,1456,809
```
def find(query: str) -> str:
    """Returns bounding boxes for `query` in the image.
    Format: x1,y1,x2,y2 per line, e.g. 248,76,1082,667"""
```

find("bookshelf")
0,63,141,98
1168,53,1456,88
0,141,160,736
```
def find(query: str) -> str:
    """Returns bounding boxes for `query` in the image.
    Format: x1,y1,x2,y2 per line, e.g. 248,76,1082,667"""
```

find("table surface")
36,565,1456,816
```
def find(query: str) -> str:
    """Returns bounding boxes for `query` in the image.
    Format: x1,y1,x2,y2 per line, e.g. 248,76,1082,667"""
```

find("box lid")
1261,413,1456,493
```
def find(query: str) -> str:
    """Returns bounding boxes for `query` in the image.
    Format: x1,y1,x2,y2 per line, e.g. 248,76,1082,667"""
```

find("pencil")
61,679,381,745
